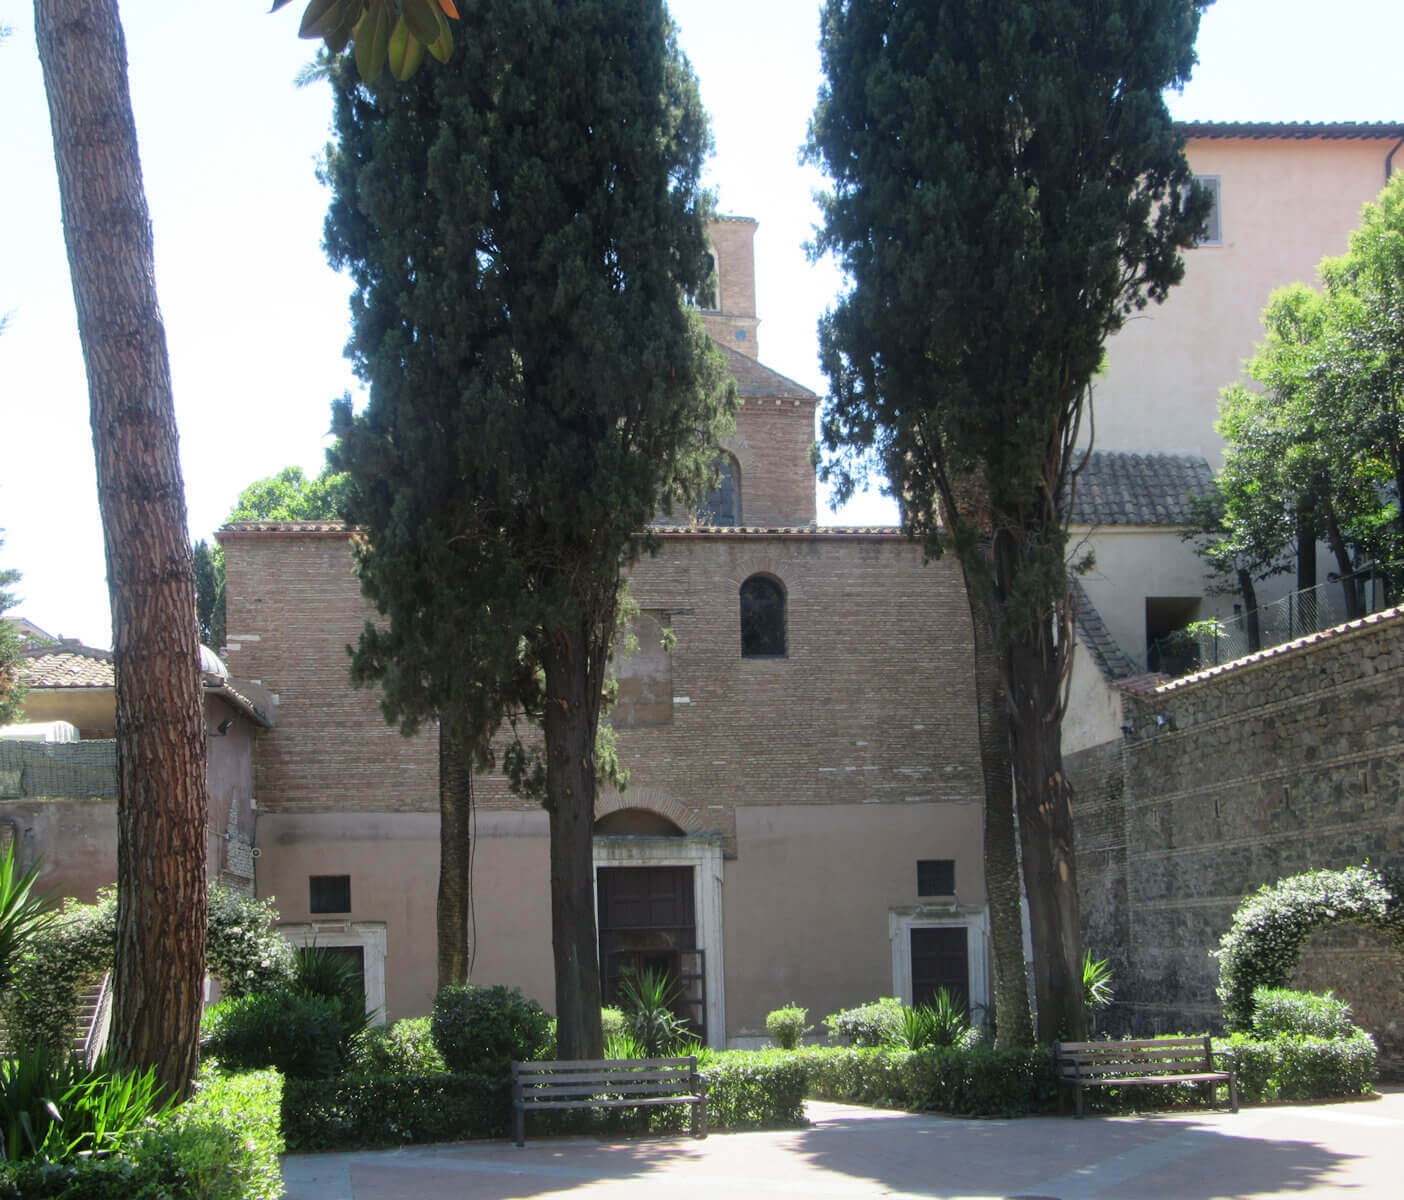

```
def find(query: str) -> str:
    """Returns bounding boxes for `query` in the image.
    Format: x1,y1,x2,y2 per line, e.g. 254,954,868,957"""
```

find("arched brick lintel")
594,788,701,834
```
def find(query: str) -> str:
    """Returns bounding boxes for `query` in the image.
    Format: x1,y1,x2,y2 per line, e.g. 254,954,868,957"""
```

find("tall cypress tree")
808,0,1212,1040
325,0,733,1057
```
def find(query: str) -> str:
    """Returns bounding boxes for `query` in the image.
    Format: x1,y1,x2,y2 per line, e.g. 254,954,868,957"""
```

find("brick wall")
1068,607,1404,1072
726,399,818,527
221,527,983,841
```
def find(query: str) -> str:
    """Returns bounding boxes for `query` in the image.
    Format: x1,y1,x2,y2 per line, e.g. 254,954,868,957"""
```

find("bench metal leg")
514,1105,525,1148
1074,1086,1085,1119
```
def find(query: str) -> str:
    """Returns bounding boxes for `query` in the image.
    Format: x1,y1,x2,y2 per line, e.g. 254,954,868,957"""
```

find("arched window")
739,574,786,658
698,453,740,526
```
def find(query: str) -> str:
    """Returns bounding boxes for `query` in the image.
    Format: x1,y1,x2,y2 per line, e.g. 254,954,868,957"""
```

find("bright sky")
2,1,1400,649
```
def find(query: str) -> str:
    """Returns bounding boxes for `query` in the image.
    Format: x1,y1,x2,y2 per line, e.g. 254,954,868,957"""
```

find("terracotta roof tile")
1178,120,1404,141
20,644,113,689
718,343,818,401
1070,579,1138,681
1069,451,1215,527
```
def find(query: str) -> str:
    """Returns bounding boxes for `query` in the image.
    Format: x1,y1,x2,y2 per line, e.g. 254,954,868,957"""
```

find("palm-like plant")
0,843,56,994
615,967,689,1058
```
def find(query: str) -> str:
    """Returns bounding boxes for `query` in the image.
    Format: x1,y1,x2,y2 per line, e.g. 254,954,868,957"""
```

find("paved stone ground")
281,1090,1404,1199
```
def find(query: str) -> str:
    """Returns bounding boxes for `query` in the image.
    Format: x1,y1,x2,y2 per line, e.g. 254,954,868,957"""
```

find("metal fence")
1148,562,1399,677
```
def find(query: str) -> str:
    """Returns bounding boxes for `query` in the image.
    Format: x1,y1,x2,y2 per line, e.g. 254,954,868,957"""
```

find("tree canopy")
227,464,352,523
807,0,1212,1041
1197,174,1404,622
324,0,733,1057
0,532,27,725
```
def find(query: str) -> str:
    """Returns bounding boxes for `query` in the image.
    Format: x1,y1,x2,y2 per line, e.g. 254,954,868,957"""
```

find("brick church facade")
218,218,990,1044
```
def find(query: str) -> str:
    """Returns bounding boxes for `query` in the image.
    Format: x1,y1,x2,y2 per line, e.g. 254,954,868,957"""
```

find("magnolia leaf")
270,0,297,12
387,14,426,82
437,0,460,18
354,2,392,81
402,0,443,44
298,0,349,40
324,0,363,56
427,16,453,65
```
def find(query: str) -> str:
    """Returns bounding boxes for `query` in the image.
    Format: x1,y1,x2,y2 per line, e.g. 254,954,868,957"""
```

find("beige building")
219,219,991,1044
1069,122,1404,741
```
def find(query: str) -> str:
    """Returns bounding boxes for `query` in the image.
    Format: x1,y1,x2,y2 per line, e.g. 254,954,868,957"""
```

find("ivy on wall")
1215,865,1404,1031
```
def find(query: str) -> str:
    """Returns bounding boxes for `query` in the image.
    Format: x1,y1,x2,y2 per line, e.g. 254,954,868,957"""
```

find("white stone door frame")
280,921,388,1026
889,905,991,1024
592,836,726,1049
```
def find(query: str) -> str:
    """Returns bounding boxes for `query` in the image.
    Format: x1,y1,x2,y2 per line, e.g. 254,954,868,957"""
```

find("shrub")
897,991,968,1049
765,1003,810,1050
823,997,905,1047
350,1017,447,1075
1217,1032,1378,1102
431,984,554,1077
203,886,298,999
202,989,348,1079
0,1068,282,1200
282,1070,508,1150
701,1051,808,1128
601,1006,627,1042
1083,951,1114,1011
1214,865,1404,1031
1251,988,1357,1040
616,968,691,1057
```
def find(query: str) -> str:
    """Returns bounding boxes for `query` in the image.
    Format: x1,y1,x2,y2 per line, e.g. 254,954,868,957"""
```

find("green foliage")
1214,865,1404,1031
897,991,970,1050
0,531,26,726
225,464,352,524
191,538,225,650
822,997,906,1047
1251,988,1357,1040
616,968,691,1057
1083,952,1115,1012
293,940,374,1048
797,1044,1056,1118
348,1017,446,1075
0,1068,283,1200
699,1052,808,1129
323,0,735,1058
765,1003,811,1050
201,989,348,1079
1201,174,1404,607
430,984,554,1077
282,1070,508,1151
1216,1033,1379,1102
274,0,458,82
0,1049,172,1164
0,845,57,995
600,1006,627,1043
203,887,298,1000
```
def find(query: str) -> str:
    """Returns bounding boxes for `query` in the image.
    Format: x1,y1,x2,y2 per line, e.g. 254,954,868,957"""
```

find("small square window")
309,874,351,914
917,859,955,897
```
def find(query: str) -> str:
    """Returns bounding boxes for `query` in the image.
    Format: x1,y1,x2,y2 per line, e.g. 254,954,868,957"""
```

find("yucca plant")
615,967,689,1057
1083,952,1114,1011
0,843,57,994
898,990,969,1049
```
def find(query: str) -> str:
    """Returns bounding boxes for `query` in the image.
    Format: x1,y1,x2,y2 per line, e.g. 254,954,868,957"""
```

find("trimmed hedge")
283,1070,509,1150
1216,1032,1379,1102
1215,865,1404,1031
798,1044,1056,1118
350,1016,447,1075
0,1068,282,1200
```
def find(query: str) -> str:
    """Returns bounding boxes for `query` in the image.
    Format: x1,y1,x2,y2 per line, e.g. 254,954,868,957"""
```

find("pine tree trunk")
1007,622,1086,1043
541,622,604,1061
966,583,1034,1048
35,0,207,1099
437,719,474,991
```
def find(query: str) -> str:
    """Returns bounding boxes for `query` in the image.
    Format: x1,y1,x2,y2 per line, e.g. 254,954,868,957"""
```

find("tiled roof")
718,343,818,401
1068,451,1214,527
651,524,900,538
20,643,113,689
1070,579,1138,681
1178,121,1404,141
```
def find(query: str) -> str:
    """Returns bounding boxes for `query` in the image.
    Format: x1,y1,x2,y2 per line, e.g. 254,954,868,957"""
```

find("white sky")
2,0,1401,649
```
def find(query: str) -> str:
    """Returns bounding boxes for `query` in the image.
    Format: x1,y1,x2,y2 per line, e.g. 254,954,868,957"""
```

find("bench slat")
512,1056,707,1146
518,1070,695,1087
519,1095,704,1112
519,1080,703,1100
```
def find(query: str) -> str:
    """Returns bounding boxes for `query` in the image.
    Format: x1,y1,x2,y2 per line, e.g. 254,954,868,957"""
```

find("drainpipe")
1386,134,1404,182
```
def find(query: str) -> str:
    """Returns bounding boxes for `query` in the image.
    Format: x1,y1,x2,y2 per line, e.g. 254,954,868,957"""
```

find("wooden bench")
510,1055,707,1146
1054,1036,1238,1119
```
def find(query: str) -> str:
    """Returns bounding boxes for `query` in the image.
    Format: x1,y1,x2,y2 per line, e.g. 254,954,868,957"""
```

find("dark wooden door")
911,926,969,1012
597,866,702,1035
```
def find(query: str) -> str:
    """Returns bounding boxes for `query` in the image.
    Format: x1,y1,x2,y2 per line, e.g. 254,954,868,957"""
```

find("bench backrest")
1055,1036,1216,1080
512,1056,700,1102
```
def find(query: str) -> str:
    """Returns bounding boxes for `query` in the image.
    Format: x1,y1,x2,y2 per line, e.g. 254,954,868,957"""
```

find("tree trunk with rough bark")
437,719,474,991
1237,567,1262,653
966,583,1034,1048
35,0,208,1099
1006,621,1085,1043
541,621,604,1061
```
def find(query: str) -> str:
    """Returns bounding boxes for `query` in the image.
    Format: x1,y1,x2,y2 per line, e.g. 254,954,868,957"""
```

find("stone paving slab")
282,1090,1404,1199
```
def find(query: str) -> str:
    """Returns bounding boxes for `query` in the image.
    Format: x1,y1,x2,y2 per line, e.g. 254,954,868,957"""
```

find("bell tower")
700,217,761,360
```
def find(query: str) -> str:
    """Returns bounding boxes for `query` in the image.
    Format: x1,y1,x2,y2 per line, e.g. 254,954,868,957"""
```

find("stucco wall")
1067,606,1404,1071
1095,136,1397,466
